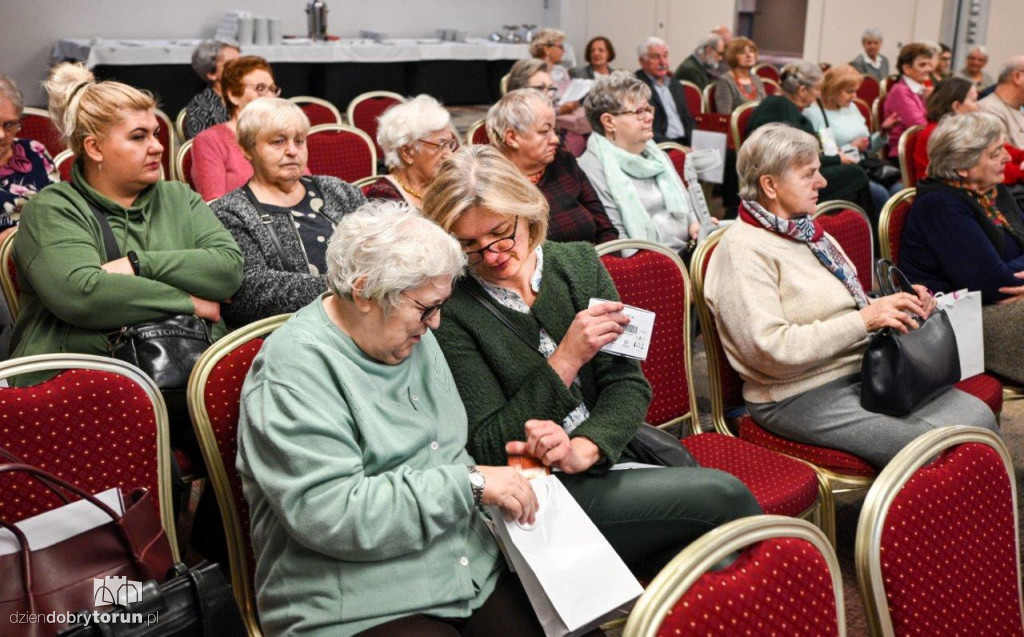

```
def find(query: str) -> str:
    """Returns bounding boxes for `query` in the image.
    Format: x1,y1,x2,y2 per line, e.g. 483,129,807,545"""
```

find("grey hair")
637,36,667,59
968,45,989,58
375,94,452,170
996,55,1024,84
779,61,823,95
0,73,24,115
694,34,723,60
236,98,310,155
862,28,883,42
486,89,553,148
926,112,1004,181
324,200,465,315
191,40,236,84
583,70,652,136
737,123,821,200
506,58,550,93
529,28,566,58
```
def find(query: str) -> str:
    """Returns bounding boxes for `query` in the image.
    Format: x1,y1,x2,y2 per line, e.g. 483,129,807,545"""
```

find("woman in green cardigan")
423,146,761,576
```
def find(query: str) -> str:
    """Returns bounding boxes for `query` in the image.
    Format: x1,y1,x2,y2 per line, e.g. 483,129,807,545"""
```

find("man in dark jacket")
673,34,724,90
635,36,695,146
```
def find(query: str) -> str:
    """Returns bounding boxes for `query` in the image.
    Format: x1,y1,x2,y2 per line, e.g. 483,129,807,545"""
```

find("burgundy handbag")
0,463,175,637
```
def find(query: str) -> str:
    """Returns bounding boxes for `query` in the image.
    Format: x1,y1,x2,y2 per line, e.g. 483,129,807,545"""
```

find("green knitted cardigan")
434,241,652,467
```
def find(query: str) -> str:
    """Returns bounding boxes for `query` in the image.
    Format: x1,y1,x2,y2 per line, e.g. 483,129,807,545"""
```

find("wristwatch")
467,465,485,507
126,250,141,276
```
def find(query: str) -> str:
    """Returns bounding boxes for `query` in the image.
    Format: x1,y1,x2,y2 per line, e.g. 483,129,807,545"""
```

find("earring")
98,161,102,172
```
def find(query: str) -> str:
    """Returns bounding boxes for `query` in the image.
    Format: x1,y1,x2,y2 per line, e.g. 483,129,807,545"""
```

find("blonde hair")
486,89,552,149
820,64,863,106
421,145,548,251
529,28,566,59
236,98,310,155
45,62,156,157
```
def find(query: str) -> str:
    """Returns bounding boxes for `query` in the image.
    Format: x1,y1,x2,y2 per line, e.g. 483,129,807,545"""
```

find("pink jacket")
883,80,927,158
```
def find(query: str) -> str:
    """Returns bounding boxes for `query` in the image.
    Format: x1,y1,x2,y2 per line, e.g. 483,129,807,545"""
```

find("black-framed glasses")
402,291,450,323
464,217,518,266
1,120,22,134
418,136,458,152
612,105,655,118
245,83,282,96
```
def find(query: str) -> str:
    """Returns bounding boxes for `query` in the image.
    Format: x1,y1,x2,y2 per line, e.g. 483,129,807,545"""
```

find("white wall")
803,0,943,69
984,0,1020,79
5,0,550,106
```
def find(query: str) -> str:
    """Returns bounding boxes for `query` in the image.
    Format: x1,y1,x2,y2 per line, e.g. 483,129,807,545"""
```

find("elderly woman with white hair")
0,73,57,230
746,61,873,211
704,123,998,468
212,98,365,326
900,112,1024,383
488,89,616,244
184,39,240,139
956,45,994,91
578,71,713,258
365,94,456,209
850,28,889,82
237,201,546,636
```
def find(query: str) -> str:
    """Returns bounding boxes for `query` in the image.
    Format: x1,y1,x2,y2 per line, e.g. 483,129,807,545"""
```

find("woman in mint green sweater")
424,146,761,576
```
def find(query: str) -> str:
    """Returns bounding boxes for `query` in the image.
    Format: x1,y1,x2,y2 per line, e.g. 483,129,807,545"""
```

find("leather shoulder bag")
860,260,961,416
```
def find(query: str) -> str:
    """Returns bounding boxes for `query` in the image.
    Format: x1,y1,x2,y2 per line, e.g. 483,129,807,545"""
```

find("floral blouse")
1,139,58,230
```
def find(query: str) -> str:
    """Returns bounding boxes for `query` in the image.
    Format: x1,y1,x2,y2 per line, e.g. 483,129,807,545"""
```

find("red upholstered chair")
0,227,18,318
351,175,378,196
656,142,688,183
812,200,874,291
19,107,66,158
857,75,881,105
154,107,175,180
677,80,705,115
856,426,1024,637
729,100,760,150
853,97,873,133
623,515,844,637
289,96,344,127
753,62,781,83
175,138,195,190
0,354,178,560
345,91,406,160
871,96,884,137
898,124,925,188
465,118,489,145
53,149,75,182
761,77,781,96
882,73,900,94
306,124,377,184
174,109,188,143
701,83,717,114
596,240,822,524
188,314,290,637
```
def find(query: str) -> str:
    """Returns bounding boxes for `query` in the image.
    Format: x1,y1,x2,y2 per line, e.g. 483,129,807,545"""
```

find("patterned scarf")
740,200,871,309
942,178,1024,246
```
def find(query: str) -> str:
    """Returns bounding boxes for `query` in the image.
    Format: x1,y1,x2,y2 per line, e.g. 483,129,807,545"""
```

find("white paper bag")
488,475,643,637
935,289,984,379
689,130,727,184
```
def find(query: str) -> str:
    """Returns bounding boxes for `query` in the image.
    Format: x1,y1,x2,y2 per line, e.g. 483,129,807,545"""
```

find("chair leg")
815,474,837,549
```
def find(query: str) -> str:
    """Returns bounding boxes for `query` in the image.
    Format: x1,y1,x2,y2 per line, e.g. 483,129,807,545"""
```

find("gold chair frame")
345,90,406,132
351,175,379,190
701,82,716,114
729,100,760,150
289,95,345,126
0,353,179,562
876,187,916,263
677,79,706,115
187,313,290,637
624,515,845,637
897,124,924,189
174,108,188,145
855,426,1023,637
0,227,18,318
174,138,193,185
464,118,487,146
812,199,875,289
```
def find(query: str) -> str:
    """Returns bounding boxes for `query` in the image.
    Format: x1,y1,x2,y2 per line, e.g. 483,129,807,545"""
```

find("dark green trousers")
557,467,762,577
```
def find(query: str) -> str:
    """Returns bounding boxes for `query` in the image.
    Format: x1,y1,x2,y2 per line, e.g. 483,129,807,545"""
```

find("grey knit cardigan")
211,176,366,326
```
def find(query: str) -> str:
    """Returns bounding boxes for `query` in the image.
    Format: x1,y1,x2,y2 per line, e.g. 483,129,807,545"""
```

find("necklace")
394,174,422,199
733,71,759,101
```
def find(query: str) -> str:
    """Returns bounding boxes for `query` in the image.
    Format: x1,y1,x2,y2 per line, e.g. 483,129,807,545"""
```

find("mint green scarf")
585,133,690,242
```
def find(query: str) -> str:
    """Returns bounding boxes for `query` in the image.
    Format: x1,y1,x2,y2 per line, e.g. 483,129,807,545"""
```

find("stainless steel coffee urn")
306,0,329,41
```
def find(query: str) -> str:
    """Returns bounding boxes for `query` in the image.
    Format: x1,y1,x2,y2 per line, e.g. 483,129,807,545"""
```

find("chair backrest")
351,175,378,195
624,515,844,637
656,142,689,184
690,229,747,434
174,108,188,143
857,75,881,105
812,200,874,293
678,79,705,115
52,149,75,182
856,426,1024,637
19,107,66,158
0,354,178,560
753,63,781,83
289,95,344,127
0,227,19,318
871,96,884,135
730,100,760,150
465,118,489,145
761,77,781,96
345,91,406,160
500,73,510,95
702,83,717,114
306,124,378,183
596,240,699,434
154,107,175,180
882,73,900,94
187,314,290,637
852,97,873,132
175,138,195,189
878,187,916,264
898,124,925,188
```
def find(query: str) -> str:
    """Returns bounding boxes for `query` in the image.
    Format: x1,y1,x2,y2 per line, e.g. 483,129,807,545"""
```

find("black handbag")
860,260,961,416
463,282,699,468
859,157,902,189
58,562,246,637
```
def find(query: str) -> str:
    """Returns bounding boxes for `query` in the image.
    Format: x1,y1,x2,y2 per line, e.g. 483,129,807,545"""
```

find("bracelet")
126,250,141,276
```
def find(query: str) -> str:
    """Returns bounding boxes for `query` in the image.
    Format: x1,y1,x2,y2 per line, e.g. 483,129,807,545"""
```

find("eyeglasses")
419,136,458,152
1,120,22,134
528,84,559,99
245,83,282,96
612,105,655,118
402,291,450,323
464,217,518,266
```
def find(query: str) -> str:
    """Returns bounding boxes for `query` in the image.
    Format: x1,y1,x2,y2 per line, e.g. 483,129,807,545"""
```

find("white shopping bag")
689,130,727,184
488,475,643,637
935,289,984,379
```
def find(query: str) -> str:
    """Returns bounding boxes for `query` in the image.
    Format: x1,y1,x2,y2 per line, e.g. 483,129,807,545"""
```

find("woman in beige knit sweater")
704,123,998,467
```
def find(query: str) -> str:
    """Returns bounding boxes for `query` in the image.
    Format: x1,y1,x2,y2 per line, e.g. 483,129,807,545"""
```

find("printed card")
588,298,655,361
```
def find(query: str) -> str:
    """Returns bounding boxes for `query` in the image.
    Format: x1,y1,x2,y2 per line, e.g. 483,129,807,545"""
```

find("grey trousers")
983,301,1024,384
747,374,999,468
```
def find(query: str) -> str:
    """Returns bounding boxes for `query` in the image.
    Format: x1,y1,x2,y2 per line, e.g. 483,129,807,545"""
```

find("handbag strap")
461,280,540,353
0,519,36,615
0,446,72,504
242,178,313,267
71,184,121,261
816,98,831,127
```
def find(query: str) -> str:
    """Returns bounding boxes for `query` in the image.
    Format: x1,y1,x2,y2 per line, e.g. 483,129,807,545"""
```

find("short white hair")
325,200,465,315
236,98,310,155
486,89,552,148
375,95,452,171
638,37,667,59
862,28,883,42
